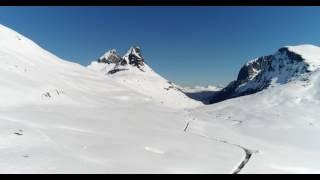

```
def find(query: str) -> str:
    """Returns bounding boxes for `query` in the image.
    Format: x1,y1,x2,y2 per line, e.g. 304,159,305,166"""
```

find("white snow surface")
1,23,320,173
286,45,320,71
88,58,201,109
0,24,241,173
190,68,320,173
99,49,117,60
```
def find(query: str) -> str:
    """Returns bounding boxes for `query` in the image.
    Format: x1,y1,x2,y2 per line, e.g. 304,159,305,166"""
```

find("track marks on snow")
232,148,254,174
14,130,24,136
183,120,258,174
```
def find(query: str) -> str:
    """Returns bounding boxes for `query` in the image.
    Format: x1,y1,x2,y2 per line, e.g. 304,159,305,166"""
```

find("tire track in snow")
232,147,253,174
183,121,257,174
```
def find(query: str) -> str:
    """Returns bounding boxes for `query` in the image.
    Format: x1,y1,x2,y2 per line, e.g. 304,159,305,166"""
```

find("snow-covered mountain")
97,49,122,64
189,65,320,173
93,46,146,74
184,45,320,173
122,46,145,69
96,46,145,74
210,45,320,103
89,47,200,108
2,23,320,174
0,24,231,173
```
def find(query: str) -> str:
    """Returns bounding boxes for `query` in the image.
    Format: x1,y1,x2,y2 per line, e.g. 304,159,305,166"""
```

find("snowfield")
0,24,242,173
1,24,320,173
188,54,320,173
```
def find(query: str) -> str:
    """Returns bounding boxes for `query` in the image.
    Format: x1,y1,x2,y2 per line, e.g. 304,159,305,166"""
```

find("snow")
235,45,320,95
286,45,320,71
1,23,320,173
189,69,320,173
99,49,117,61
0,24,242,173
88,53,201,109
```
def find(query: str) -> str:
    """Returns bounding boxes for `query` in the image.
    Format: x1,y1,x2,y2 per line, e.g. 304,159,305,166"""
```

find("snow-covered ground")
88,58,201,109
188,67,320,173
0,24,244,173
1,23,320,174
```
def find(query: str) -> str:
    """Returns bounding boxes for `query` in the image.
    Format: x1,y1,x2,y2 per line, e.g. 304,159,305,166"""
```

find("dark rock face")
184,90,219,104
123,46,145,69
209,47,310,104
108,68,128,74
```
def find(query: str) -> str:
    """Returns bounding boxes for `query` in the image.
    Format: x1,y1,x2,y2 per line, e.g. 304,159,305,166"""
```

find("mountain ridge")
210,45,320,104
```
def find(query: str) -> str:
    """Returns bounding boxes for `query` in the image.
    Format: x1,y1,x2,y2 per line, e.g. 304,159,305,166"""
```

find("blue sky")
1,7,320,86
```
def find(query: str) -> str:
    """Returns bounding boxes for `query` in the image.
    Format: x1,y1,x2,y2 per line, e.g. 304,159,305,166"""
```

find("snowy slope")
189,61,320,173
0,24,245,173
287,45,320,71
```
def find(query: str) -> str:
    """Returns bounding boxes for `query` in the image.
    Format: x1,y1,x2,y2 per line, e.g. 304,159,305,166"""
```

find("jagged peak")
123,46,145,69
93,46,146,74
98,49,122,64
242,44,320,77
122,46,144,64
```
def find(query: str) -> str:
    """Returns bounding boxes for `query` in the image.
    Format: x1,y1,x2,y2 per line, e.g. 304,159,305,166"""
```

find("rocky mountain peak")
122,46,145,68
237,47,308,82
95,46,146,74
210,45,320,104
98,49,122,64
